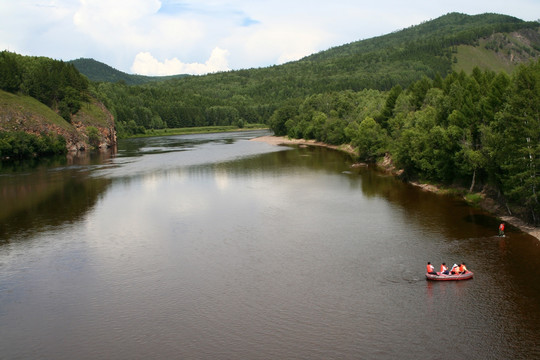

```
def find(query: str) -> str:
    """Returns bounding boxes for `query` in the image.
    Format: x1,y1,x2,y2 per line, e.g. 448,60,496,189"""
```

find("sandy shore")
251,135,540,241
251,135,358,156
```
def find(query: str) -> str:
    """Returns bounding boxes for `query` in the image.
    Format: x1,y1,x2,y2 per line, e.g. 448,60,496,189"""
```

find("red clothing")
440,264,447,273
427,264,435,273
459,264,467,273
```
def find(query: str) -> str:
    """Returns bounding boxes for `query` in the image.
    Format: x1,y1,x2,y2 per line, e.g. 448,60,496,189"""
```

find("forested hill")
281,12,539,92
0,52,116,156
87,13,539,137
304,12,530,62
77,13,540,92
69,58,187,85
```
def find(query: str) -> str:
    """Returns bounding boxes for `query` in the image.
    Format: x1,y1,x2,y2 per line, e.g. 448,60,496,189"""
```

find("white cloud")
2,0,540,74
226,23,330,67
131,47,231,76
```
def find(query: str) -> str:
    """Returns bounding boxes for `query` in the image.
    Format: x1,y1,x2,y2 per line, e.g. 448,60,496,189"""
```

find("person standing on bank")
499,223,505,236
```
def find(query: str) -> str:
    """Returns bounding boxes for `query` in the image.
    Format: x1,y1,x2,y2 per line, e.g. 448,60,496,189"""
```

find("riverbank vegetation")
270,60,540,224
0,54,115,151
0,131,66,159
0,51,90,122
128,123,267,138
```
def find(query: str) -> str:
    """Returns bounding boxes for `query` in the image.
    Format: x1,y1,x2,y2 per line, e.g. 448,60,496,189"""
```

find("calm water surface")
1,130,539,359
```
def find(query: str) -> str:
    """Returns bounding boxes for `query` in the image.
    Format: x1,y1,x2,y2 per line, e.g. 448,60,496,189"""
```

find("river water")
0,130,539,359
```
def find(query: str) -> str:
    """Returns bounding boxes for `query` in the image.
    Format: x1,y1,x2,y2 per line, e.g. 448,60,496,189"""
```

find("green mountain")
74,13,539,92
277,12,539,92
69,58,187,85
88,13,539,136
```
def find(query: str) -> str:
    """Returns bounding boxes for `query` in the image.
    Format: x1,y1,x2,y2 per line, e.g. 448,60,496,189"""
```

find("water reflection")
0,151,115,243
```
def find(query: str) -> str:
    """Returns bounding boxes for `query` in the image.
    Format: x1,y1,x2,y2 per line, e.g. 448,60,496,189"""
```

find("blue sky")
1,0,539,75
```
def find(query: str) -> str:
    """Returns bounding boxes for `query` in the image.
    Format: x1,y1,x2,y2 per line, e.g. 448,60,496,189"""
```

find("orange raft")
425,271,474,281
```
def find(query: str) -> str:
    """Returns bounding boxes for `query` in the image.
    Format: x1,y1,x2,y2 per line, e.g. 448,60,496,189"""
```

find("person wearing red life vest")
450,264,459,275
459,263,468,274
499,223,505,236
440,262,449,275
426,262,437,275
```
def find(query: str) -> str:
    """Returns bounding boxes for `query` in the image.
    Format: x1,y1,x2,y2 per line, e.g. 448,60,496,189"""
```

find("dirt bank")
251,135,540,241
251,135,357,156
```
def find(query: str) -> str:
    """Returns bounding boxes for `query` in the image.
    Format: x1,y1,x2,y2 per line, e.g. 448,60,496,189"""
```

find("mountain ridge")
69,58,188,85
71,12,539,86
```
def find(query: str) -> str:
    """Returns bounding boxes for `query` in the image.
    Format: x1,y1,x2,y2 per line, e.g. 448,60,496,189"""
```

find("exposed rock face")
68,100,116,151
0,94,116,152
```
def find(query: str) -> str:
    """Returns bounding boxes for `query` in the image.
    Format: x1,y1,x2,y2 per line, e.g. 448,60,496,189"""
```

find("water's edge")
251,135,540,242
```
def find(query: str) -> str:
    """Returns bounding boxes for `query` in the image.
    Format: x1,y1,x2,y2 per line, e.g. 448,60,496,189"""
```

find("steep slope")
453,28,540,73
0,90,115,151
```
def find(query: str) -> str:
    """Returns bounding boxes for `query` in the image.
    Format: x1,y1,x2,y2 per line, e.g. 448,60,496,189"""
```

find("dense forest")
72,13,539,138
0,51,90,121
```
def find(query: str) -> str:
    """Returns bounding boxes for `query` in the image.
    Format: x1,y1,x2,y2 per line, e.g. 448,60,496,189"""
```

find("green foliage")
270,59,540,223
86,126,100,148
0,131,67,159
351,117,387,160
0,51,22,92
0,51,89,121
75,13,538,139
491,61,540,222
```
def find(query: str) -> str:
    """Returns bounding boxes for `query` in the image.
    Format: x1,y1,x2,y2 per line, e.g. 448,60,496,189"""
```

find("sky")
1,0,539,76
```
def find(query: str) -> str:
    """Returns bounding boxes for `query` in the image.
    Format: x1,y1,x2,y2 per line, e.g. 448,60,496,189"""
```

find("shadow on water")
0,150,114,244
117,130,267,157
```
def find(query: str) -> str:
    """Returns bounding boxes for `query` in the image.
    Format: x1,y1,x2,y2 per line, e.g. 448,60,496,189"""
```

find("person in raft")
450,264,460,275
459,263,468,274
440,262,450,275
499,223,505,236
426,262,437,275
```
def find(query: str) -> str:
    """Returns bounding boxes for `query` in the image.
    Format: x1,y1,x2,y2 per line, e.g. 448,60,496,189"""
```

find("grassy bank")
123,124,268,139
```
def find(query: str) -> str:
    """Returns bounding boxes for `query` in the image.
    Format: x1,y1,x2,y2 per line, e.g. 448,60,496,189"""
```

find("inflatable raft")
425,271,473,281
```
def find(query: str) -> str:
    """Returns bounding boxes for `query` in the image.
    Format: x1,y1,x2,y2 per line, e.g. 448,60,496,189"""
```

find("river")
1,130,539,359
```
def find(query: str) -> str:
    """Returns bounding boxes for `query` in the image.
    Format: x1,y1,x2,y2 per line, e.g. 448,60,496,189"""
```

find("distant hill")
84,13,540,137
158,13,540,102
71,13,539,92
69,58,188,85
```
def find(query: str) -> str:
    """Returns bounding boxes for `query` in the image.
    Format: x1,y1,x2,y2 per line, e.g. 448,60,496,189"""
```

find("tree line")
0,51,90,121
0,51,91,159
269,61,540,224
